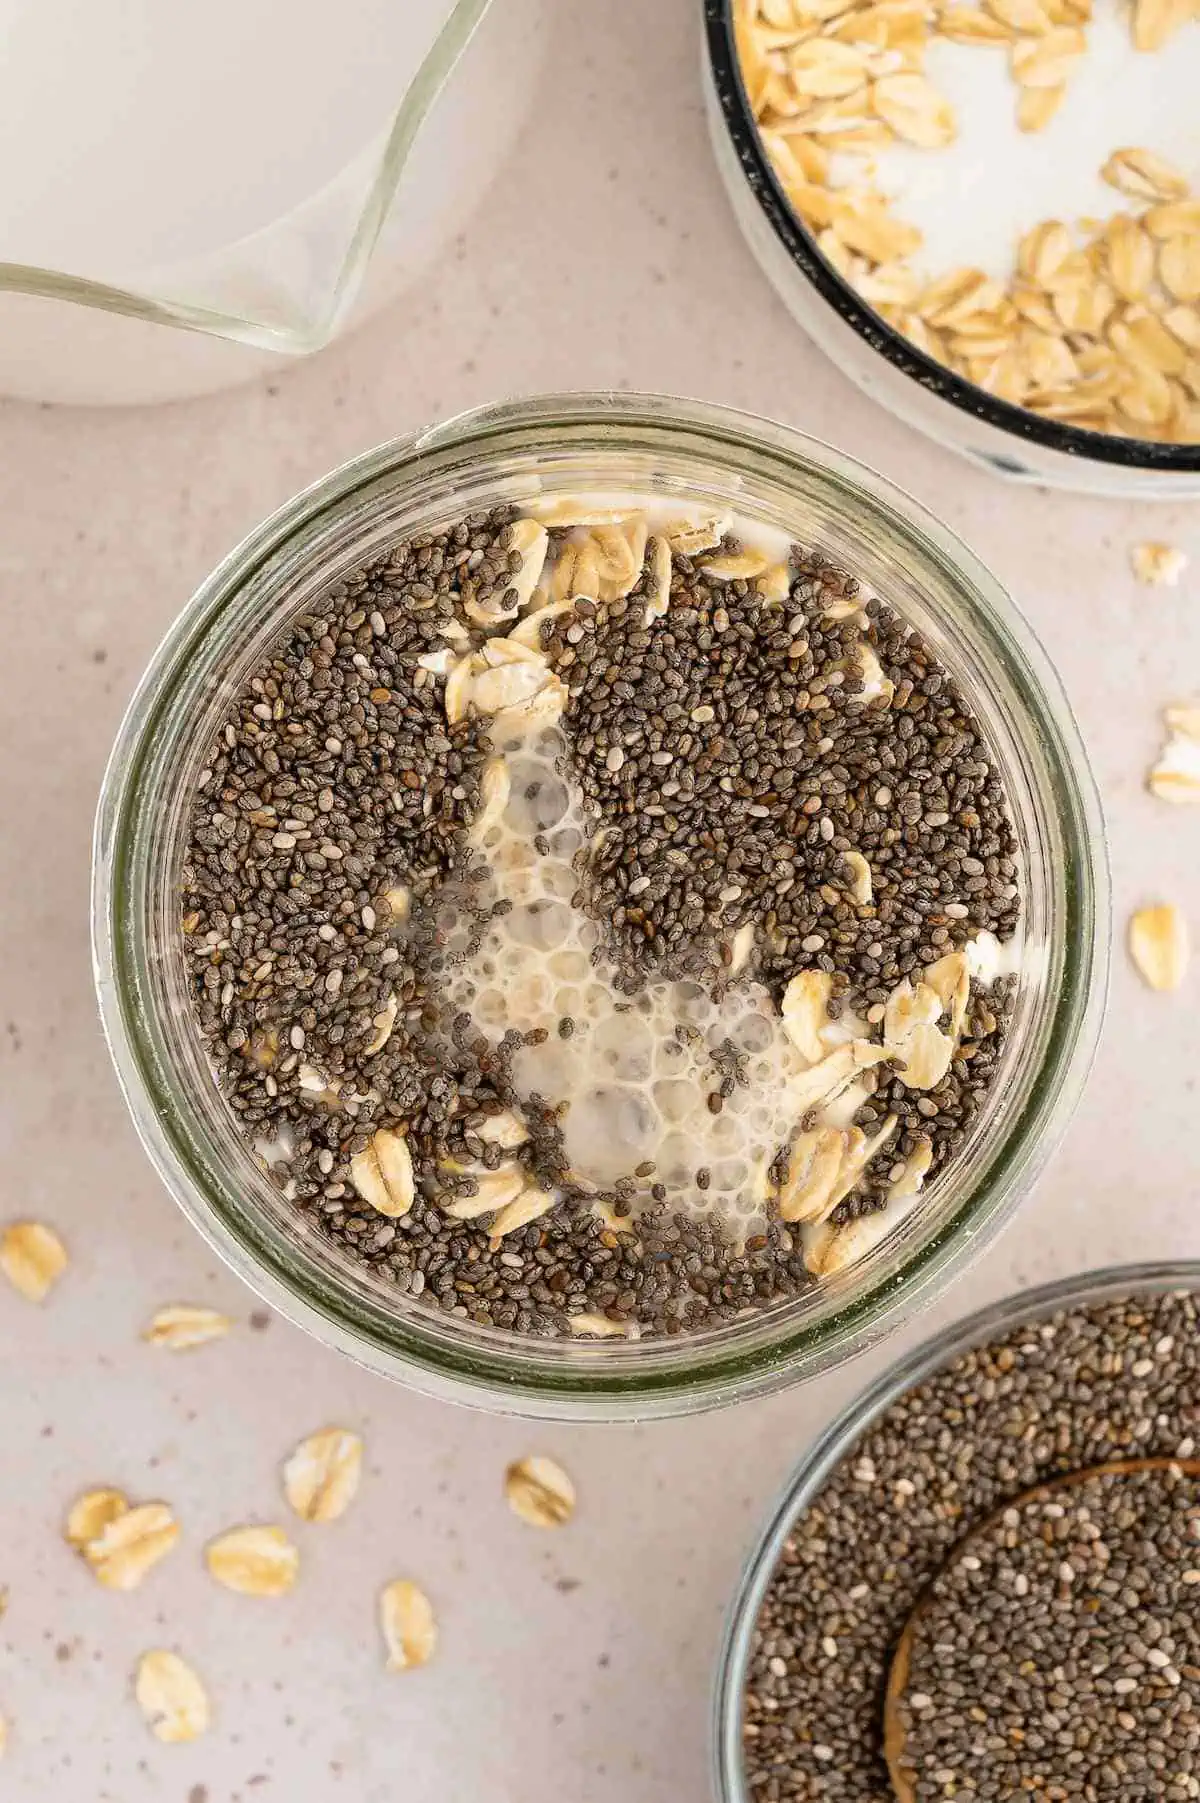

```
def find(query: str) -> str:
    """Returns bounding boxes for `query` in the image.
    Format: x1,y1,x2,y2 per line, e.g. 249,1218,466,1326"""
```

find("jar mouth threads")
93,394,1108,1418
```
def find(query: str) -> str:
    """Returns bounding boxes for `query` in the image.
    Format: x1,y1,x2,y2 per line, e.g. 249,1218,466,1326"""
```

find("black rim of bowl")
703,0,1200,475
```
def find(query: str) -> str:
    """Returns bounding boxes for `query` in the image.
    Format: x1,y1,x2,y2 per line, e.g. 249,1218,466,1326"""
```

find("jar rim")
93,391,1110,1420
702,0,1200,476
710,1258,1200,1803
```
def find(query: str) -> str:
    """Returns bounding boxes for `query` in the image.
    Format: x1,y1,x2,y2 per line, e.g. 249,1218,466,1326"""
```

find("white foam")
437,729,821,1236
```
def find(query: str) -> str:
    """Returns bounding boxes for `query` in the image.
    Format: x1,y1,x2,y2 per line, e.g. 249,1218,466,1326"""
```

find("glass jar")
702,1,1200,499
711,1258,1200,1802
93,392,1108,1420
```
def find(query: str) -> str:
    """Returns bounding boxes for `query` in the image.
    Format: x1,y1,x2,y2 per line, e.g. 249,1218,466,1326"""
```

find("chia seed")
179,502,1024,1345
889,1459,1200,1800
741,1286,1200,1800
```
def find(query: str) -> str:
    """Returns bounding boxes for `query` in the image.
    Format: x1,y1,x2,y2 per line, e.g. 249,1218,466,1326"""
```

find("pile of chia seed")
889,1461,1200,1801
180,502,1021,1340
741,1286,1200,1800
545,538,1019,1215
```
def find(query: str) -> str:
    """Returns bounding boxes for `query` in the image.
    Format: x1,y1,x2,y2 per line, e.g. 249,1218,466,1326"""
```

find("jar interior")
100,404,1100,1412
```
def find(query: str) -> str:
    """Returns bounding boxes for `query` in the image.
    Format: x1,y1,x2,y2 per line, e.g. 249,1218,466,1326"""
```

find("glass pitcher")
0,0,544,405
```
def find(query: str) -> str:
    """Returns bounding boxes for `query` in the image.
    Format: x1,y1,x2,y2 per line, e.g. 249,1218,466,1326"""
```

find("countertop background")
1,3,1197,1800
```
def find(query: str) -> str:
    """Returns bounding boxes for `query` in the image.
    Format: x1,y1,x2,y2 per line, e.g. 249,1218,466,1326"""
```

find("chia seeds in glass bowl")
94,393,1107,1419
885,1458,1200,1800
714,1262,1200,1801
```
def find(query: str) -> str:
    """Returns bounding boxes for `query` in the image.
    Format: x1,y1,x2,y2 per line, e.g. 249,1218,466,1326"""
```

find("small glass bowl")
701,1,1200,498
93,392,1108,1421
711,1258,1200,1801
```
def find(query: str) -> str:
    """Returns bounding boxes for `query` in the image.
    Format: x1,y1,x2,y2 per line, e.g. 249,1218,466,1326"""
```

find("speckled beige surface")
0,2,1197,1799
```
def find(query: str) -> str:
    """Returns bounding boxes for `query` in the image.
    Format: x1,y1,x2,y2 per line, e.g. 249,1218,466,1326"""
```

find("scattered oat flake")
1148,705,1200,802
1106,214,1156,302
1165,703,1200,738
1145,200,1200,241
85,1503,180,1591
568,1313,631,1338
380,1580,437,1671
205,1525,299,1596
987,0,1054,30
282,1428,363,1523
505,1455,577,1528
1132,0,1192,51
349,1128,414,1218
1159,235,1200,304
1017,83,1064,132
781,968,835,1062
938,5,1013,42
530,499,638,528
789,38,870,99
871,73,956,148
779,1127,846,1225
135,1650,210,1744
65,1487,129,1549
830,192,923,263
142,1305,232,1350
1128,903,1189,992
489,1184,557,1241
702,549,771,581
1010,26,1085,88
663,512,730,556
757,561,792,603
1132,543,1188,586
1101,147,1189,203
1019,220,1073,286
0,1221,67,1303
843,850,874,904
